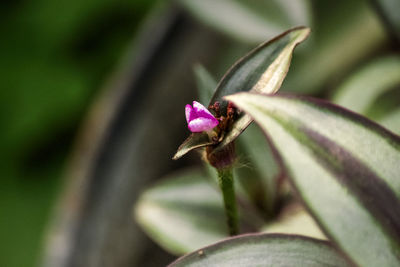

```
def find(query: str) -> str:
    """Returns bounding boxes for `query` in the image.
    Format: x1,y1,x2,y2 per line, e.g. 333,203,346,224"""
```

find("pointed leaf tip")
173,132,214,160
174,27,310,159
211,27,310,153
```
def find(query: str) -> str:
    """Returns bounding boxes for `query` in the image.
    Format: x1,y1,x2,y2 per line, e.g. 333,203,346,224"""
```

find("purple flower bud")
185,101,219,132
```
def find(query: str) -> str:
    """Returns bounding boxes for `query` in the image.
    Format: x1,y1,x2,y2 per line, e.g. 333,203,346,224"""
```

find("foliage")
6,0,398,266
169,234,351,267
135,0,400,266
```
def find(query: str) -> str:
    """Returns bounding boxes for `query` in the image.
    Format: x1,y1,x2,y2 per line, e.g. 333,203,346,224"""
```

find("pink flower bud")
185,101,219,132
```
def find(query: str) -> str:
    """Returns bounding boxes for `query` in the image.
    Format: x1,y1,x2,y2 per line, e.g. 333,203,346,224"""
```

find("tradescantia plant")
135,26,400,266
173,26,310,236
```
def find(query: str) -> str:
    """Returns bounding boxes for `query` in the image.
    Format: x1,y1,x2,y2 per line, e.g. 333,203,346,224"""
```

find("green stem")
217,168,238,236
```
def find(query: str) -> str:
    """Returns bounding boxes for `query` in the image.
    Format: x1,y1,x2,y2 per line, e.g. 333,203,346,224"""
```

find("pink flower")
185,101,219,132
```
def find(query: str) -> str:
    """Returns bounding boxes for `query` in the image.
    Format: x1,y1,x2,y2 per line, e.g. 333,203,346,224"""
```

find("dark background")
0,0,155,266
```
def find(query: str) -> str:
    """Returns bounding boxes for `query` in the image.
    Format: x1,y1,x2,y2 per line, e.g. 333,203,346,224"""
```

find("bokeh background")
0,0,154,266
0,0,399,266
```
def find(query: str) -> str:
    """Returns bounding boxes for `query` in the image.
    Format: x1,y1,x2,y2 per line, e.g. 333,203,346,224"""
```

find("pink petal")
192,101,216,121
188,117,219,132
185,104,196,123
185,101,219,132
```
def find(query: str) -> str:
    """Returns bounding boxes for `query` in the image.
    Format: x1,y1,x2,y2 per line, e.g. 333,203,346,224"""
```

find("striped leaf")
169,233,351,267
134,168,227,255
194,65,282,215
173,27,310,160
225,92,400,267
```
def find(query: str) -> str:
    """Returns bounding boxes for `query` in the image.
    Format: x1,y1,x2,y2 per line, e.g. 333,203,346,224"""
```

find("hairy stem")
217,168,238,235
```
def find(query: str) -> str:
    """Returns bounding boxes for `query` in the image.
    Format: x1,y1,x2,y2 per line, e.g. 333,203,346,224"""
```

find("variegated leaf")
226,92,400,267
173,27,310,160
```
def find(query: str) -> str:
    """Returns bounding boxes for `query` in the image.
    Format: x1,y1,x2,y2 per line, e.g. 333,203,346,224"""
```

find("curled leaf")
173,27,310,159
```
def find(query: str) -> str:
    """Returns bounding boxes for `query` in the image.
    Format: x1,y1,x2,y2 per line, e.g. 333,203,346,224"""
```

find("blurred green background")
0,0,155,266
1,0,399,266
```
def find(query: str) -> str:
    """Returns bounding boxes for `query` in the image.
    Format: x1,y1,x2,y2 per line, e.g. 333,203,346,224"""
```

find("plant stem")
217,168,238,236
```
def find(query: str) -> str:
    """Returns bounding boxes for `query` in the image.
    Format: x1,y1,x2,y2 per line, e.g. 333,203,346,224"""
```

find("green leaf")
194,65,282,214
365,86,400,123
380,108,400,134
333,56,400,115
172,132,214,160
282,1,387,94
134,168,227,255
194,65,217,105
168,233,352,267
173,65,217,161
262,204,326,240
371,0,400,43
210,27,309,115
235,123,282,214
333,56,400,134
225,92,400,267
179,0,311,44
173,27,310,160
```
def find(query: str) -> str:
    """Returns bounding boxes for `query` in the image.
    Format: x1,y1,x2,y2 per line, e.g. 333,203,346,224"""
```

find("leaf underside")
226,92,400,267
